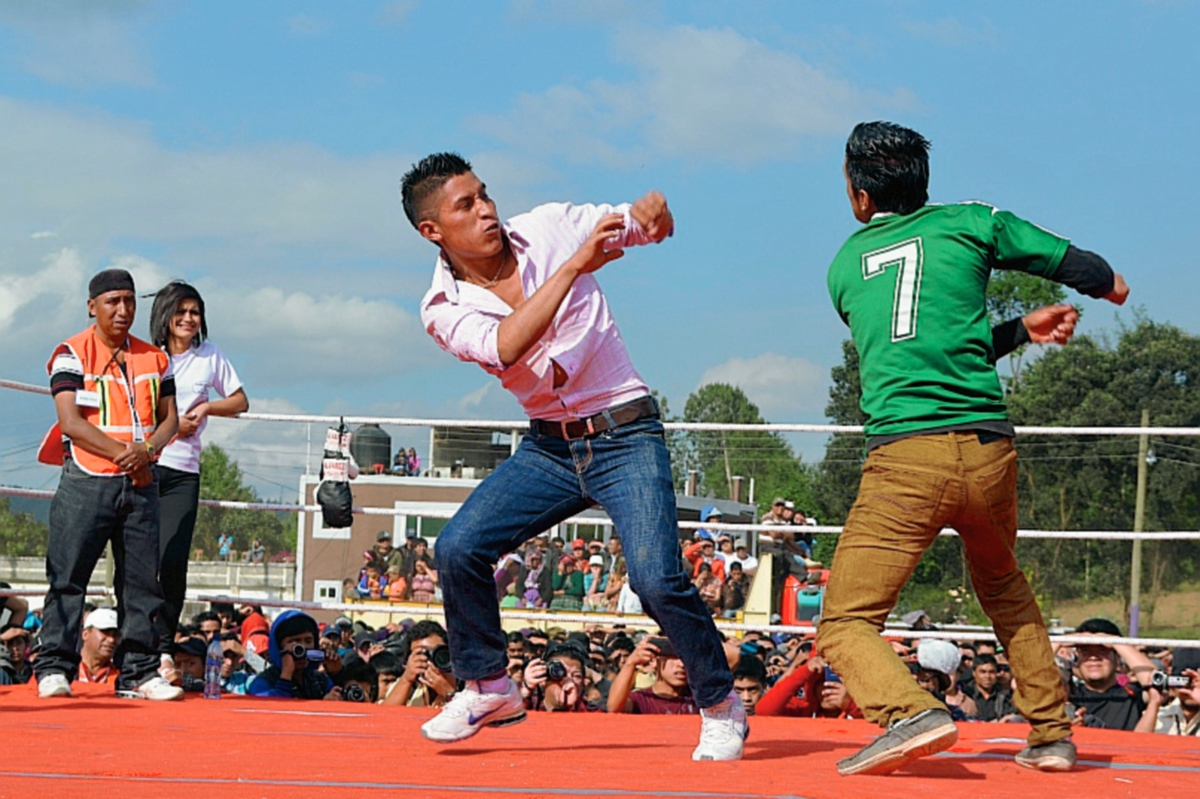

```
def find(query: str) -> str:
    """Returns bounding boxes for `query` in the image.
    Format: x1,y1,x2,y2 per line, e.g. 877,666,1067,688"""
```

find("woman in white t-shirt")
149,281,248,682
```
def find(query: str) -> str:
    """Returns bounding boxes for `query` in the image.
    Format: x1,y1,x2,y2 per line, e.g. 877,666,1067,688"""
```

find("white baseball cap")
84,607,120,631
917,638,961,675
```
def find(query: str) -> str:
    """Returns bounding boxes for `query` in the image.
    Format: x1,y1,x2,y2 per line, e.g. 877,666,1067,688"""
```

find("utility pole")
1130,408,1150,636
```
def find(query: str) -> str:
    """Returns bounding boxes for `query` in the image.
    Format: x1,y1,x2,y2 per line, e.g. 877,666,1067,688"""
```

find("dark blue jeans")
436,415,732,708
34,458,167,690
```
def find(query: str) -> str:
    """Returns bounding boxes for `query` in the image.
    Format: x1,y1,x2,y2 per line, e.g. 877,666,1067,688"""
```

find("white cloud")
0,248,87,335
30,231,58,239
0,1,156,87
698,352,829,422
287,14,327,36
457,382,492,411
202,397,314,496
473,25,914,166
902,17,998,49
206,285,439,388
377,1,417,26
0,96,417,266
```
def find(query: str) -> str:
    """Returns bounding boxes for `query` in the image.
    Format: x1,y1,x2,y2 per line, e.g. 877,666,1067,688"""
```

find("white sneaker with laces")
693,690,748,761
420,677,527,743
127,676,184,701
38,673,72,698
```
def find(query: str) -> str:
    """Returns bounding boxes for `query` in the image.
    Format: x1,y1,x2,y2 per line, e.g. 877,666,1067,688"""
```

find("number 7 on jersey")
861,237,924,342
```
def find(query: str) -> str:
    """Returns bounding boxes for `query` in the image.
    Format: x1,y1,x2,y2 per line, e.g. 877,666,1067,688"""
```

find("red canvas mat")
2,682,1197,799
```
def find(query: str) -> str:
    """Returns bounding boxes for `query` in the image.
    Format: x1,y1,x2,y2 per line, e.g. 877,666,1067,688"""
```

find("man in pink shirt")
404,153,744,760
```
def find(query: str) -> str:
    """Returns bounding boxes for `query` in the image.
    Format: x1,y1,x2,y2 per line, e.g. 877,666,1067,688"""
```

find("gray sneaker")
837,708,958,776
1015,738,1076,772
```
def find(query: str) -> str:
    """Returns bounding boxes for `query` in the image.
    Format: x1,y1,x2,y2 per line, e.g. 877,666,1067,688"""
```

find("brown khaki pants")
816,432,1071,745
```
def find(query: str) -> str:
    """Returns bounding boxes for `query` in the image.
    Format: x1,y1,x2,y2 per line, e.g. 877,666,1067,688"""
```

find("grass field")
1052,582,1200,639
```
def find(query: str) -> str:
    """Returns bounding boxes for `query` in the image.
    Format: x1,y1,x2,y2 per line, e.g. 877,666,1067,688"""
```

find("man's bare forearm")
496,264,580,365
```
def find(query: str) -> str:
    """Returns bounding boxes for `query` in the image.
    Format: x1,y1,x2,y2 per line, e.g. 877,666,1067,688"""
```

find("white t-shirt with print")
158,341,243,474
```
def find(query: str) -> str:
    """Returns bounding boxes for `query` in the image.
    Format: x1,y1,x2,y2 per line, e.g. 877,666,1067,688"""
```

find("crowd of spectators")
2,575,1197,738
351,532,438,601
391,448,422,476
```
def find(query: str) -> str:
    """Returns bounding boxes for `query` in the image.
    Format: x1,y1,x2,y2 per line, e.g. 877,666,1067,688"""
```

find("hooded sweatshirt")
246,610,333,699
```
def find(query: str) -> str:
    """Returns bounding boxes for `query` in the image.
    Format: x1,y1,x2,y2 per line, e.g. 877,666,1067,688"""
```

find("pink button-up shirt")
419,202,654,422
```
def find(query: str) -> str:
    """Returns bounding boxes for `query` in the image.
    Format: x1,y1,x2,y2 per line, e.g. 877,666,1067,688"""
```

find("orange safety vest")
36,326,170,477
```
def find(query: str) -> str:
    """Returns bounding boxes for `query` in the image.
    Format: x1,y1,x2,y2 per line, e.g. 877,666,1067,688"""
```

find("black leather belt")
530,396,658,440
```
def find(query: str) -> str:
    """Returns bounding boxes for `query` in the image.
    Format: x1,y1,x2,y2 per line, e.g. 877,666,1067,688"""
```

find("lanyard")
100,335,146,443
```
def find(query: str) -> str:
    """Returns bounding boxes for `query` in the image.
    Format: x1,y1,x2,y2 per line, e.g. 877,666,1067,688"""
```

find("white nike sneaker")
124,676,184,701
693,690,748,761
37,673,72,698
420,677,527,743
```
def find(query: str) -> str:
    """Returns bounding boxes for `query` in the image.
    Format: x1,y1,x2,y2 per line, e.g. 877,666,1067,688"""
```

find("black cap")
173,637,208,659
1077,618,1123,637
88,268,135,299
377,531,391,542
1173,648,1200,676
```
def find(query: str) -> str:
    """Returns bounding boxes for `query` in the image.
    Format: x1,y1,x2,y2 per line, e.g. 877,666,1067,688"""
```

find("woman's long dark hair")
149,281,207,349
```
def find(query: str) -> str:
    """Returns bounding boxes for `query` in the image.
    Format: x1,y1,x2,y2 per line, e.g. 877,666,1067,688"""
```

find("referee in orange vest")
34,269,183,701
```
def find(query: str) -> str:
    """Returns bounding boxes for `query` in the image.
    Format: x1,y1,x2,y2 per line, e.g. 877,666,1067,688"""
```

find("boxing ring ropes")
3,376,1200,650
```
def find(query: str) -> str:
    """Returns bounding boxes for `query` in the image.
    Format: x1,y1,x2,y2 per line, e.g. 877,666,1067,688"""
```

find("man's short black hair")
733,656,767,686
194,611,220,627
340,657,378,702
975,653,999,669
369,650,404,678
404,619,447,647
845,121,931,216
506,631,528,646
545,642,588,673
400,152,473,229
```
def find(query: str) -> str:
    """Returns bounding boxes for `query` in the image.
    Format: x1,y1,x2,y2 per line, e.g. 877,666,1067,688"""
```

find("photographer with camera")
1155,648,1200,736
522,642,594,712
247,610,337,700
1068,618,1163,732
381,620,458,708
607,636,698,715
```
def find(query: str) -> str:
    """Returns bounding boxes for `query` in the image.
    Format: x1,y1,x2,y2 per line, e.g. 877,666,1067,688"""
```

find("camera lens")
342,684,366,702
546,660,568,682
429,644,453,672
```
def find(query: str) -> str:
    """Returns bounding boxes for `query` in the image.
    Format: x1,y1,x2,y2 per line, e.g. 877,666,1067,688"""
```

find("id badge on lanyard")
113,345,146,443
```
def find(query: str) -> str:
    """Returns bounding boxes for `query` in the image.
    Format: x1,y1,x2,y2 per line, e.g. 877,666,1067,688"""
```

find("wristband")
145,442,157,458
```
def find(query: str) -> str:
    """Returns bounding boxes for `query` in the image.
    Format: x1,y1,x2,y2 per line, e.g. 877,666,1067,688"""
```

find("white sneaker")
693,690,748,761
125,676,184,701
420,677,527,743
38,673,72,698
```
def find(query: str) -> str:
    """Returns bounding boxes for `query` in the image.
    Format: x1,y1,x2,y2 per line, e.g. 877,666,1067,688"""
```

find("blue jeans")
435,414,733,708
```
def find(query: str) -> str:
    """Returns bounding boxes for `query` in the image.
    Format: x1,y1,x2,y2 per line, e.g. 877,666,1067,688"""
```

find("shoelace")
699,701,738,742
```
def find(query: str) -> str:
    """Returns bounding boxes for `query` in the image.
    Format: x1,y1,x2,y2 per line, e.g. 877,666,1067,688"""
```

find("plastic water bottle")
204,635,223,699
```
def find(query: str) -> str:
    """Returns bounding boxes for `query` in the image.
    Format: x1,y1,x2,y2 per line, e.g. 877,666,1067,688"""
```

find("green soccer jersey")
827,202,1069,439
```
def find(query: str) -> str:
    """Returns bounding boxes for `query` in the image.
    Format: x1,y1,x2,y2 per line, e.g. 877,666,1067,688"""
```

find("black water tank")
350,424,391,473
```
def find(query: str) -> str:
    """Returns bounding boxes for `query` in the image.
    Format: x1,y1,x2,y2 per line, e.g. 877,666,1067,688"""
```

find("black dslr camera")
428,644,453,672
342,683,367,702
286,643,325,663
1150,671,1193,692
546,659,568,683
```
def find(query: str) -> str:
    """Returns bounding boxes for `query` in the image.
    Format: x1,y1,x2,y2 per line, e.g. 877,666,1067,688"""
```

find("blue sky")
1,1,1197,497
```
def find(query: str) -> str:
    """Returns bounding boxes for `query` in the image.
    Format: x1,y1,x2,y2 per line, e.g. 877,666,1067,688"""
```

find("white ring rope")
194,595,1200,650
4,378,1199,437
2,485,1197,541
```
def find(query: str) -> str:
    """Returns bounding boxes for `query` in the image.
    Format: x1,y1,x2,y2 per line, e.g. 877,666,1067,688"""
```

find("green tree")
0,497,48,557
1008,315,1200,622
813,339,866,526
680,383,816,511
195,445,296,560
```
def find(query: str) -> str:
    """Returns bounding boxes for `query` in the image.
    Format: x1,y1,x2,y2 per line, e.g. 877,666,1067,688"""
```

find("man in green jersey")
818,121,1129,777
